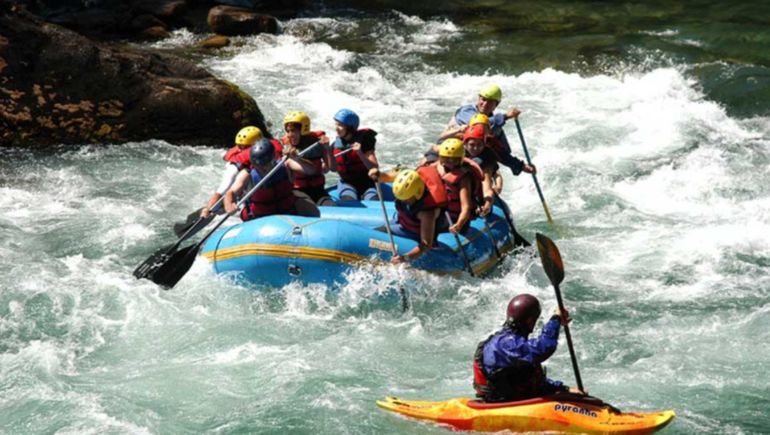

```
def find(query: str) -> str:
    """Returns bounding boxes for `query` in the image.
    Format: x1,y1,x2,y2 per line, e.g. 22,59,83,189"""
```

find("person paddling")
201,126,282,219
331,108,381,201
280,111,335,206
431,138,488,233
224,138,320,220
473,293,585,403
381,168,448,264
441,85,533,177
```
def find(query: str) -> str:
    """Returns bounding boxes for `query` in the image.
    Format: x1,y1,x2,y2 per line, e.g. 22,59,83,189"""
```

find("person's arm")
478,168,495,216
493,170,503,194
285,155,320,175
438,125,466,141
203,164,241,217
525,308,570,363
449,176,473,233
325,142,337,173
224,170,249,214
393,208,439,263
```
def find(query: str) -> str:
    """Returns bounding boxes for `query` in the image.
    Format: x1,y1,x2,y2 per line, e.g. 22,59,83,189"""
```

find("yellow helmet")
283,111,311,135
478,84,502,102
439,138,465,158
469,113,490,126
392,170,425,201
234,126,263,146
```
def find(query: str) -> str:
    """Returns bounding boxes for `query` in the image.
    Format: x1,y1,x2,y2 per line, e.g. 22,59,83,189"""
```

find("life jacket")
281,131,326,190
435,158,484,222
240,165,296,221
223,146,252,171
473,332,545,403
334,129,377,189
395,165,448,235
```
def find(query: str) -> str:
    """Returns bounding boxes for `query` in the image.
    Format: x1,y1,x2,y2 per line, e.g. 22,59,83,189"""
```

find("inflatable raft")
198,189,522,288
377,395,675,434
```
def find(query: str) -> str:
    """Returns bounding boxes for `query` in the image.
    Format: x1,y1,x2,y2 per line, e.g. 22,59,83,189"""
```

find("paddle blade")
147,245,200,289
174,214,214,241
535,233,564,286
133,244,175,279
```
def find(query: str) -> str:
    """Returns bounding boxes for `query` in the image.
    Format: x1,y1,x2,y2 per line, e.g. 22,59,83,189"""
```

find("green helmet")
479,84,502,102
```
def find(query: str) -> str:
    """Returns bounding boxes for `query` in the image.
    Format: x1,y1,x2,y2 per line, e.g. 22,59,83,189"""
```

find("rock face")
0,2,268,147
207,5,278,36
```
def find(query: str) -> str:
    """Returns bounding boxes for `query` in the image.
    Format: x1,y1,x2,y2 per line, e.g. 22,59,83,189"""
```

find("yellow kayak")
376,395,675,434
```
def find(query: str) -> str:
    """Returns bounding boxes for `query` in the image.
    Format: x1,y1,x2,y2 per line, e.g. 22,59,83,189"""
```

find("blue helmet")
333,108,360,131
249,138,274,166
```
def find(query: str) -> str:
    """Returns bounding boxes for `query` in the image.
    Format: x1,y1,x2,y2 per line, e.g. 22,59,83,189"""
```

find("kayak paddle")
514,118,554,225
535,232,584,392
444,211,475,277
375,182,408,312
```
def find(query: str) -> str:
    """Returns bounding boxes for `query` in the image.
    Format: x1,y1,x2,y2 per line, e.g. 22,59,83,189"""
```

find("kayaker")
224,138,320,220
440,84,532,177
331,108,381,201
473,293,584,403
384,167,448,264
201,126,282,219
280,111,335,206
431,138,488,233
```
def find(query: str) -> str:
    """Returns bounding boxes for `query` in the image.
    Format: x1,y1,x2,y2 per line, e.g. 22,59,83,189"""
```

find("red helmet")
463,123,486,143
506,294,541,330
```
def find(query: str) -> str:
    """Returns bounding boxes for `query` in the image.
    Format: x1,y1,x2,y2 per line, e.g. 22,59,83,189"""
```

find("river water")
1,4,769,434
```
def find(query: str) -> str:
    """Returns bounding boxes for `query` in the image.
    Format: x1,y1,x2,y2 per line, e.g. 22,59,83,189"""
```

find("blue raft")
199,187,522,288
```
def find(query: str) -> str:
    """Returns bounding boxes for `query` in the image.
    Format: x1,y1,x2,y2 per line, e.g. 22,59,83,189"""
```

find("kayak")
376,395,675,434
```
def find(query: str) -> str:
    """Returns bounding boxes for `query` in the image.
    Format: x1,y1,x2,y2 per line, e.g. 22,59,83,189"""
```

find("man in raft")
473,294,584,403
380,166,448,264
224,138,320,221
200,126,282,218
280,111,335,206
331,108,381,201
441,84,533,178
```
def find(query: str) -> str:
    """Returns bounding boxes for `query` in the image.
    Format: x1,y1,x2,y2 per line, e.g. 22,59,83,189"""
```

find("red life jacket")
240,166,297,221
334,129,377,188
223,146,252,170
282,131,326,189
473,333,545,402
435,158,484,222
396,165,448,235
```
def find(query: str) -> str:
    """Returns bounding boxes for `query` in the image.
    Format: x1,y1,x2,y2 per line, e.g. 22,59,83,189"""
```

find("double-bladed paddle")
134,142,323,289
535,232,584,392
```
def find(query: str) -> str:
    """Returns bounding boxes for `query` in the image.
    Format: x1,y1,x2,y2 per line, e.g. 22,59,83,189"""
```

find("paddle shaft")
482,217,501,259
375,182,408,312
514,118,554,224
553,281,584,392
494,194,531,248
444,211,475,277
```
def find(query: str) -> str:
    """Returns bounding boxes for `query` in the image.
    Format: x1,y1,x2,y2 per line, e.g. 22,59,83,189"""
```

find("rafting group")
198,84,535,265
134,85,675,433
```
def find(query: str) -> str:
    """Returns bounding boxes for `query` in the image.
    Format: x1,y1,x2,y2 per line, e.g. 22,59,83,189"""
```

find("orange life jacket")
435,158,484,223
395,165,448,235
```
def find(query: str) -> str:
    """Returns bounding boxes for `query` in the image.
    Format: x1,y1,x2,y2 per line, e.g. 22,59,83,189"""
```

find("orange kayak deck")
376,395,674,434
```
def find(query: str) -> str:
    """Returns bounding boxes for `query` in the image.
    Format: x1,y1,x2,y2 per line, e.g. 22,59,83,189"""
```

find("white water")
1,13,769,434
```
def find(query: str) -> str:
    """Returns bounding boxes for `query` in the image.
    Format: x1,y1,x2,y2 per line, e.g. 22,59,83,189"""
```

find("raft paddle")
515,118,554,225
535,232,584,392
136,142,322,289
482,216,502,260
494,194,531,248
444,211,475,277
375,182,408,312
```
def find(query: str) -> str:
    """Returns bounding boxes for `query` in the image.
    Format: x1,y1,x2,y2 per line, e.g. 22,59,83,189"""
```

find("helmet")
463,124,486,143
283,111,311,135
235,126,263,147
249,138,275,166
392,170,425,201
506,294,541,332
478,84,502,102
469,113,489,126
333,108,360,131
438,138,465,158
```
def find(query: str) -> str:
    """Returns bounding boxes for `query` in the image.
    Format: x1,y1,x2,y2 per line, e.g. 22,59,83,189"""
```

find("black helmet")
505,294,541,333
250,138,274,166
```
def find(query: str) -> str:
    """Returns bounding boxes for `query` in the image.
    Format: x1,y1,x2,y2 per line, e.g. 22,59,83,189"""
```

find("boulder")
0,2,267,147
199,34,231,49
207,5,278,36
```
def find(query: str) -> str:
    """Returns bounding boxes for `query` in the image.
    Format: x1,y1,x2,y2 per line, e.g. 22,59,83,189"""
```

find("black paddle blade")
133,244,175,279
512,228,532,248
173,214,214,241
147,244,200,289
173,207,206,237
535,233,564,287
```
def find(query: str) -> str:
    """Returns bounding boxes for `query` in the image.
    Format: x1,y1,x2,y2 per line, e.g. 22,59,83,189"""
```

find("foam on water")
2,10,770,434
